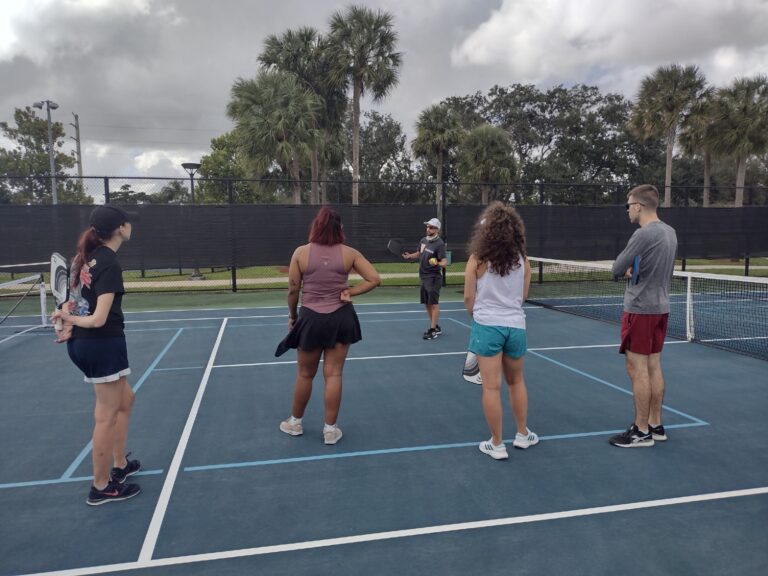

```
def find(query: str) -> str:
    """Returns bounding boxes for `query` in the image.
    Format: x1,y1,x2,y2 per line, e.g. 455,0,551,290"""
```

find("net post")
39,273,48,327
685,275,694,341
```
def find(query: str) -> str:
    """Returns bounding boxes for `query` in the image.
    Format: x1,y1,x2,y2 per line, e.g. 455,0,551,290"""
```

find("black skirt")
275,304,362,356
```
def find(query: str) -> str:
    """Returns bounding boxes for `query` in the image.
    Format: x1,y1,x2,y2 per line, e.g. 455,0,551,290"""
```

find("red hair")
308,207,345,245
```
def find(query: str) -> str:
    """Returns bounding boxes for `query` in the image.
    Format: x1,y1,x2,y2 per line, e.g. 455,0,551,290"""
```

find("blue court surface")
1,298,767,576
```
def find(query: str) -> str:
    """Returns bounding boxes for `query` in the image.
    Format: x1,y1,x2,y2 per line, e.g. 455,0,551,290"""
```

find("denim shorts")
67,337,131,384
468,321,527,358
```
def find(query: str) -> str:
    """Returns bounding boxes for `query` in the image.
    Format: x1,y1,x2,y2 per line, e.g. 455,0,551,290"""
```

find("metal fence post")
228,179,237,292
103,177,110,204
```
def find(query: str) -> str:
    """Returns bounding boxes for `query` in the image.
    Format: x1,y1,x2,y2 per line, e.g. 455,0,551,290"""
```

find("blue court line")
444,316,708,426
183,422,710,473
527,350,709,425
59,328,185,480
2,423,711,489
0,469,163,490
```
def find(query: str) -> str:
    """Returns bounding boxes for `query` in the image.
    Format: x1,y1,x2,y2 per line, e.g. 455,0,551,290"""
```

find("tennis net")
0,263,49,342
527,256,768,361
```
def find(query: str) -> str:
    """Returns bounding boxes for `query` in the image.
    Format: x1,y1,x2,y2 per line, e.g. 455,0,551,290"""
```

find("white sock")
324,423,337,432
289,416,302,424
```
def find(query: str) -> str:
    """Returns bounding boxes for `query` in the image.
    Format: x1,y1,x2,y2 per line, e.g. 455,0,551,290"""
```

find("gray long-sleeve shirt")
612,220,678,314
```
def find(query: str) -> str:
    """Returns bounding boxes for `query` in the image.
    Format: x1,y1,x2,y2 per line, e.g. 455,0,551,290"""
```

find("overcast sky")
1,0,767,180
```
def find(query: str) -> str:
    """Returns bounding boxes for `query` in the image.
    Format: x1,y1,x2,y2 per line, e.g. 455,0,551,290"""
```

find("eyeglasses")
625,202,644,210
426,225,437,230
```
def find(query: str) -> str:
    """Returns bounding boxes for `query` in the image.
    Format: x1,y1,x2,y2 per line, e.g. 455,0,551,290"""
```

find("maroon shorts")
619,312,669,355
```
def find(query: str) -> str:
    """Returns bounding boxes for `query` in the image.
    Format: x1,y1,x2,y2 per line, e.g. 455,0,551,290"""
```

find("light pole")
32,100,59,204
181,162,204,279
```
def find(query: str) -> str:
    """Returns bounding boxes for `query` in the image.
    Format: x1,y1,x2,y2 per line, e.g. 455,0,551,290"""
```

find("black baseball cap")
89,205,139,235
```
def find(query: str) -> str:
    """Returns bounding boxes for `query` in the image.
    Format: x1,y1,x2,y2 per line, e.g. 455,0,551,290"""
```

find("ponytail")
71,227,105,287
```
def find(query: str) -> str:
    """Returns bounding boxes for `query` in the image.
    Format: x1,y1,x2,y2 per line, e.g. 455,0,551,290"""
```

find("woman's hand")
51,308,74,342
340,288,352,303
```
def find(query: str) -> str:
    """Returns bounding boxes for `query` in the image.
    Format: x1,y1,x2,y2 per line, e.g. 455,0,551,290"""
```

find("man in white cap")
403,217,448,339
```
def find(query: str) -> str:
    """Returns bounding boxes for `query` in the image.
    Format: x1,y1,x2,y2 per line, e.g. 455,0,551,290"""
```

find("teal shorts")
468,321,527,358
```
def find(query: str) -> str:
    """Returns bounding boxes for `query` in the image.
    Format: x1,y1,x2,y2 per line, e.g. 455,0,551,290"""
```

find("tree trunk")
481,184,489,205
290,157,302,205
310,149,319,204
352,78,361,205
664,125,675,208
436,154,443,223
735,155,746,208
703,152,711,207
320,161,329,204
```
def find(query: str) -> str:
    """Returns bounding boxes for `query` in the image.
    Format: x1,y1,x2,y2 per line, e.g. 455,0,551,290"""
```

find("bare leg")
647,353,665,426
92,380,125,488
320,343,350,425
502,355,528,435
625,351,651,431
478,353,504,445
429,304,440,329
112,377,134,468
291,348,322,418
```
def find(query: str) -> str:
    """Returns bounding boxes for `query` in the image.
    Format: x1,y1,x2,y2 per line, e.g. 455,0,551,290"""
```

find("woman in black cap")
53,205,142,505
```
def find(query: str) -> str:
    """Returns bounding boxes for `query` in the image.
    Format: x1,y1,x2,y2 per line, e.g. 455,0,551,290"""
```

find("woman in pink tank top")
276,207,380,445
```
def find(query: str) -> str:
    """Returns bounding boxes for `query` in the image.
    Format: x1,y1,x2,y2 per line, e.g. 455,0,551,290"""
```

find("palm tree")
226,70,321,204
457,124,515,204
412,103,464,220
709,75,768,207
328,5,402,204
679,88,716,206
630,64,708,207
259,28,347,204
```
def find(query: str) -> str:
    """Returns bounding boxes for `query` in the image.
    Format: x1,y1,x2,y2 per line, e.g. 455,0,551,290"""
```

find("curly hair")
467,202,526,276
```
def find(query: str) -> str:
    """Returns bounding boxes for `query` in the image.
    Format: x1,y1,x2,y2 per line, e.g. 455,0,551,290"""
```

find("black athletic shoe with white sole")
87,481,141,506
609,424,654,448
649,424,667,441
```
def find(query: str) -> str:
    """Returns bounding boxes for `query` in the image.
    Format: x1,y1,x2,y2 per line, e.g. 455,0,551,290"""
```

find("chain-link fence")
2,175,766,207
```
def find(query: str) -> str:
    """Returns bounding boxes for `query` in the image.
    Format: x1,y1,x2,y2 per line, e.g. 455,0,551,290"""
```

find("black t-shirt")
417,236,446,278
71,245,126,339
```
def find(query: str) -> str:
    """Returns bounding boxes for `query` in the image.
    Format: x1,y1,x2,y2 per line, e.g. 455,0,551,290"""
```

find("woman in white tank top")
463,202,539,460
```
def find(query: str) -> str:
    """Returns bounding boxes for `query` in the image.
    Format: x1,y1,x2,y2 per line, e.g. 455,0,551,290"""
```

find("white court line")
119,307,470,325
211,343,695,369
0,324,45,344
138,318,228,562
18,486,768,576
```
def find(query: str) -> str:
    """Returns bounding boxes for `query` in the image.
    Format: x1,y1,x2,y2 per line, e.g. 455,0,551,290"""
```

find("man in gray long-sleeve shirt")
609,184,677,448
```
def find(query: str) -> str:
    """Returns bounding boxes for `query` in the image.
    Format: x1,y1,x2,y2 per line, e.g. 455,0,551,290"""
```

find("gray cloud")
1,0,766,180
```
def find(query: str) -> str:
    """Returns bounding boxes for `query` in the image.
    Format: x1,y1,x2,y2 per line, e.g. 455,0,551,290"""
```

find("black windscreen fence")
1,204,766,269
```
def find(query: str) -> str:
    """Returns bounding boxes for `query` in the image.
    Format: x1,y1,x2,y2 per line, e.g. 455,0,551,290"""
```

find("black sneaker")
87,481,141,506
111,453,141,484
434,325,442,335
609,424,654,448
423,328,439,340
649,424,667,441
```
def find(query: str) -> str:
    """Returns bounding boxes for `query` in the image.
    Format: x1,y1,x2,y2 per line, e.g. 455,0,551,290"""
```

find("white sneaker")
323,426,343,445
478,439,508,460
279,418,303,436
513,428,539,449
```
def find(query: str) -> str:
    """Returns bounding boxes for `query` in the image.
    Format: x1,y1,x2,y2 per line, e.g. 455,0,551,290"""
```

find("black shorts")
420,275,442,305
275,304,362,356
67,336,131,384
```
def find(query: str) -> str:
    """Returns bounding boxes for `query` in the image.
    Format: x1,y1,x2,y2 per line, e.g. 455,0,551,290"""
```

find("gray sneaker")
323,426,343,445
280,418,303,436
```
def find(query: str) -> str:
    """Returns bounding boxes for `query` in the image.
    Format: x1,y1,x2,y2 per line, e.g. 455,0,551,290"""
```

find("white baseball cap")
424,218,441,229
